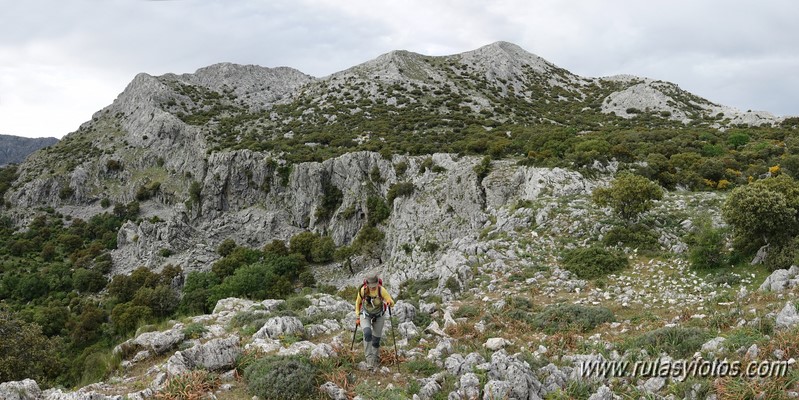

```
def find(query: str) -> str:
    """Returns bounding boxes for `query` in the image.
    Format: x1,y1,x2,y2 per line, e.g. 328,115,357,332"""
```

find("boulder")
776,302,799,329
759,266,799,292
399,321,420,339
392,301,417,324
0,379,41,400
320,382,348,400
701,337,726,354
485,350,544,400
483,337,511,351
452,373,480,400
482,380,512,400
254,316,305,339
167,336,241,375
114,327,184,358
588,385,616,400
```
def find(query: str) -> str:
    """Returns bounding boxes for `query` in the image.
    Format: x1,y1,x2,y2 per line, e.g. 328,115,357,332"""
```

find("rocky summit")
1,42,799,399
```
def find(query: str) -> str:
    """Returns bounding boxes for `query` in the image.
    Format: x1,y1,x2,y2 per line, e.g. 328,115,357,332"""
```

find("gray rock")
320,382,348,400
42,388,121,400
486,350,544,400
254,316,305,339
399,321,420,339
701,337,726,354
482,380,512,400
776,302,799,329
311,343,337,360
167,335,241,375
424,321,448,337
0,379,42,400
392,301,417,323
419,301,438,315
759,266,799,292
416,378,442,400
641,377,666,394
588,385,616,400
483,337,511,351
454,373,481,400
539,363,568,394
114,327,185,358
428,338,455,361
746,344,760,359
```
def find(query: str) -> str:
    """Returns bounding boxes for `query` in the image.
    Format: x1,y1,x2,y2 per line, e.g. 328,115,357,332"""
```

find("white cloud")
0,0,796,138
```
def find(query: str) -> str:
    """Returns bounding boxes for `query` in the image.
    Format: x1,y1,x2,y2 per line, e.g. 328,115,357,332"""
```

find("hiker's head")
366,275,379,289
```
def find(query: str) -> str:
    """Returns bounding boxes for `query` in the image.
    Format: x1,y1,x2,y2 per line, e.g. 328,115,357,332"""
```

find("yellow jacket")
355,286,394,317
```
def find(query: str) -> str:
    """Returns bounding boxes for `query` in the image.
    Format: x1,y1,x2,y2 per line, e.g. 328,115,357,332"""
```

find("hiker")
355,274,394,369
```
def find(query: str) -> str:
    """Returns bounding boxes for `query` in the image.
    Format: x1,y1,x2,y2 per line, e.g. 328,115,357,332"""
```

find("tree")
592,173,664,222
722,175,799,269
688,216,726,270
0,308,61,383
289,231,318,262
217,238,237,257
722,176,797,247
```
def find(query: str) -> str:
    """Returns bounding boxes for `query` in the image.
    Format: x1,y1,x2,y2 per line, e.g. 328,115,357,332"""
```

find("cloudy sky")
1,0,796,139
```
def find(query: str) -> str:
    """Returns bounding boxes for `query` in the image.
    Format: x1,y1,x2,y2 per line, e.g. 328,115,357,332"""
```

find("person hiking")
355,274,394,370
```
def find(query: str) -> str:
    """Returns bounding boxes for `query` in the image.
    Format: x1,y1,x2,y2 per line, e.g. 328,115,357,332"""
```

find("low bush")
561,246,628,279
285,295,312,312
531,304,614,334
602,223,659,251
157,370,219,400
688,217,726,270
244,356,319,400
628,326,710,358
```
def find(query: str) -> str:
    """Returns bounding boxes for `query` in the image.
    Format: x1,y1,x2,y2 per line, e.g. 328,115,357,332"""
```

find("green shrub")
286,295,312,312
629,326,710,358
217,239,237,257
310,235,335,263
183,323,208,339
394,161,408,176
602,223,659,251
80,351,119,386
454,304,481,319
0,309,61,384
299,271,316,288
387,182,415,205
421,241,440,253
765,240,799,272
474,156,491,184
263,239,289,256
561,246,629,279
530,304,614,334
592,173,663,222
244,356,319,400
367,195,390,226
159,370,219,400
688,216,726,270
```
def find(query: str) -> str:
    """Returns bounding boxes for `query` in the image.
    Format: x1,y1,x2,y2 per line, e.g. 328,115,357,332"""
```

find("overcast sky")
1,0,797,139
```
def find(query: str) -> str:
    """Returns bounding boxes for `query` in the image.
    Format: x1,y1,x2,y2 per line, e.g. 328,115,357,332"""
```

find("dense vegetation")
0,175,339,386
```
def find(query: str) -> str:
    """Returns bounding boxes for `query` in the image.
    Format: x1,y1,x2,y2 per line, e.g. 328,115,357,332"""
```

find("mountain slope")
0,134,58,166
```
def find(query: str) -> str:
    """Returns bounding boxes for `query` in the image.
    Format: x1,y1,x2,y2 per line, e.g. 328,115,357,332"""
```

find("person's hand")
386,300,394,307
356,318,360,327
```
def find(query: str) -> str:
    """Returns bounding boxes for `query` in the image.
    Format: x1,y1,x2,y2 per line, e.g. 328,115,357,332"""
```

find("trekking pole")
350,321,359,351
388,306,398,372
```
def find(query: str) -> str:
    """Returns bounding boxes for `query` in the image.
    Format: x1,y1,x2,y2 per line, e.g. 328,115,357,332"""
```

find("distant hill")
0,134,59,166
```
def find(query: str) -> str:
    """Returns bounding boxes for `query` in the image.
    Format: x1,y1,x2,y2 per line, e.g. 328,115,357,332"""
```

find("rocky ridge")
0,134,59,166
